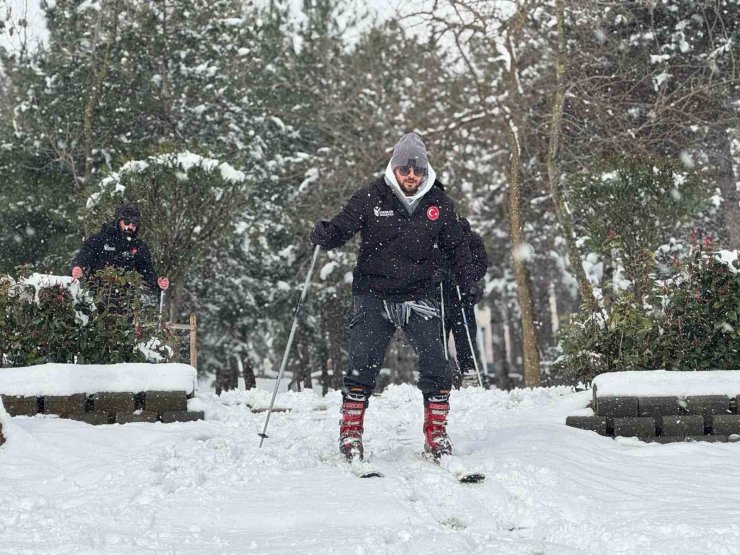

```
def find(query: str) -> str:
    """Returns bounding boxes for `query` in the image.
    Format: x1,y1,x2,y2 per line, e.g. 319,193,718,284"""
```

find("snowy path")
2,384,740,554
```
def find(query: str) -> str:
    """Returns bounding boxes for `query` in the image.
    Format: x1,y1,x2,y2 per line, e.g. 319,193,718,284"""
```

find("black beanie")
114,202,141,225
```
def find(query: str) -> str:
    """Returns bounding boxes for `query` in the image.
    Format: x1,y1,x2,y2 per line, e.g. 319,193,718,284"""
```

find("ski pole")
455,285,483,387
259,244,321,447
440,282,448,360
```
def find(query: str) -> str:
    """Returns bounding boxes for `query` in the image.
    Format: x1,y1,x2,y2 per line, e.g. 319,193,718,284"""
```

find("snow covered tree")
0,0,295,270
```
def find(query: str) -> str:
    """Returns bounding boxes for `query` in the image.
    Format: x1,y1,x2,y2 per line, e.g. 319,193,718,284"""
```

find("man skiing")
434,218,489,388
71,203,169,293
311,132,475,462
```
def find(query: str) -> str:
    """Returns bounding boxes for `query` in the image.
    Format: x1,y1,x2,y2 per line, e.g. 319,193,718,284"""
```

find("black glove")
461,282,483,305
310,220,335,249
433,266,453,284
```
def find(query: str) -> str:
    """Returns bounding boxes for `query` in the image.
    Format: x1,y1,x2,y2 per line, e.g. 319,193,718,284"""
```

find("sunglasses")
397,166,427,178
122,219,138,226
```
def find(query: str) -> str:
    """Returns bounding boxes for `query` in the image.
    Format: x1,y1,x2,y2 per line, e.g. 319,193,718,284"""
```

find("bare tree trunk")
505,122,541,387
709,127,740,250
323,299,345,391
302,340,313,390
496,6,541,388
321,356,330,396
242,356,256,390
547,0,597,311
548,281,559,337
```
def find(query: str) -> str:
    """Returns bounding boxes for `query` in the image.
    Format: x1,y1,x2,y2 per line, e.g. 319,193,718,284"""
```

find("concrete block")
638,397,688,417
565,416,608,435
660,415,705,437
596,396,638,417
684,396,731,417
0,395,39,416
613,417,656,438
116,411,159,424
92,392,135,414
710,415,740,436
44,394,86,417
143,391,188,413
161,411,204,423
69,413,111,425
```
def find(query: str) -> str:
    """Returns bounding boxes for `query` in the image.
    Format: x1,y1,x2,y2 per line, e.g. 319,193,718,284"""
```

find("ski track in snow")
2,384,740,554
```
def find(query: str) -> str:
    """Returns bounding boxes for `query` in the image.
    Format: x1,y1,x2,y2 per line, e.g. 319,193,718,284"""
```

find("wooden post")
190,314,197,369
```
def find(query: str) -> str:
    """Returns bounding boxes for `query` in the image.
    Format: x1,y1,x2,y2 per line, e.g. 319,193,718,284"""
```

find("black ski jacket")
71,222,161,291
311,177,473,302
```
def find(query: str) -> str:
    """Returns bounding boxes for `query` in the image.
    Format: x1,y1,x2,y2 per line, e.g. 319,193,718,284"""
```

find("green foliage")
551,241,740,384
655,239,740,370
0,267,176,367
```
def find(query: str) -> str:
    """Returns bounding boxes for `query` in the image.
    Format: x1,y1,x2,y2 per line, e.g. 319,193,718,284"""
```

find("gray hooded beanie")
383,132,437,216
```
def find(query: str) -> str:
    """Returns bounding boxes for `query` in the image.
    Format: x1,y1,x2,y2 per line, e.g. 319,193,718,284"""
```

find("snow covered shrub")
0,272,82,366
0,268,176,367
550,295,659,383
84,152,251,291
551,241,739,384
76,267,175,364
652,240,739,370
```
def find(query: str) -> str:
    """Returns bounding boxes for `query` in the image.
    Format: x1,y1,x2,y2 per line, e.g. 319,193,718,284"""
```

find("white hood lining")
383,161,437,215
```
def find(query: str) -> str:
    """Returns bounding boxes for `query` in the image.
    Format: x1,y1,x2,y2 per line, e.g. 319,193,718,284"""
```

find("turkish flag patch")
426,206,440,221
131,248,138,255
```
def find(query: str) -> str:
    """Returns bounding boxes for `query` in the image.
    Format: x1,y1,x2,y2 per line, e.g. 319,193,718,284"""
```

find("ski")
417,452,485,483
348,458,384,478
319,450,383,478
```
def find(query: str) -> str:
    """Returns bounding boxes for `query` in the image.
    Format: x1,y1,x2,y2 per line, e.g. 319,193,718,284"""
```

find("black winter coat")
71,223,161,291
433,225,488,285
311,177,473,302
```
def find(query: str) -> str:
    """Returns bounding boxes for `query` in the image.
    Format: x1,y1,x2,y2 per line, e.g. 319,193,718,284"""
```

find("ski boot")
423,390,452,460
460,369,480,388
339,388,368,462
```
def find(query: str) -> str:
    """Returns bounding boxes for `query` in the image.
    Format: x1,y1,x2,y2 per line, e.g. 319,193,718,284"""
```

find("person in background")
71,202,169,293
434,218,488,388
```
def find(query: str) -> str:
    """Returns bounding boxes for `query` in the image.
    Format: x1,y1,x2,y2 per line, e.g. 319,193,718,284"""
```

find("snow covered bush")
0,268,176,367
655,241,739,369
551,241,739,384
84,152,250,295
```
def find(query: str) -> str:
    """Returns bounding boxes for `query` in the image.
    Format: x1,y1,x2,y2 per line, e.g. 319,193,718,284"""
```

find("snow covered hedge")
552,243,740,383
0,268,177,367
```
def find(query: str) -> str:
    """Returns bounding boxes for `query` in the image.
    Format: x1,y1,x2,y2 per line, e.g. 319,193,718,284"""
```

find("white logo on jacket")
374,206,395,217
103,244,116,251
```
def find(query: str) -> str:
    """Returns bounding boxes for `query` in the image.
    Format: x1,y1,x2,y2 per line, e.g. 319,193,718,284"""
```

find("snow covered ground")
2,383,740,554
